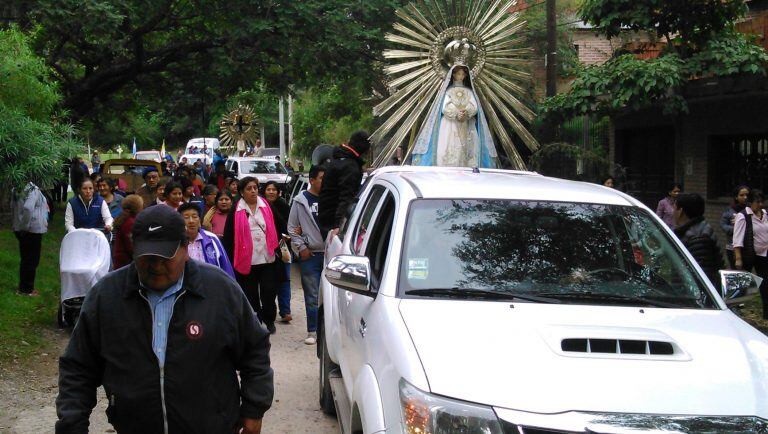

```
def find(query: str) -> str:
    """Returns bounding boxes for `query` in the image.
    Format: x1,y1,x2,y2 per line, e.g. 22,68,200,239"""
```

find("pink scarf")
233,198,279,275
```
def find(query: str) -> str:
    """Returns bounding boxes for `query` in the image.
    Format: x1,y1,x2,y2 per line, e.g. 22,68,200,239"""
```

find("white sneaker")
304,332,317,345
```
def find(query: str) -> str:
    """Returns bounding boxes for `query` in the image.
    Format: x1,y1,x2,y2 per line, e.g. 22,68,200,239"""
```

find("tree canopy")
543,0,768,122
580,0,747,56
3,0,403,146
292,80,375,160
0,27,81,191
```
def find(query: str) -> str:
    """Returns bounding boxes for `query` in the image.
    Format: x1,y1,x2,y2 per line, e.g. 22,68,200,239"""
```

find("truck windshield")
240,160,286,174
400,199,717,309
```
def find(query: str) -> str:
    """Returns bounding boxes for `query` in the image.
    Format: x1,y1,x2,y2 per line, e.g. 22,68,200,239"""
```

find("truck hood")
399,299,768,417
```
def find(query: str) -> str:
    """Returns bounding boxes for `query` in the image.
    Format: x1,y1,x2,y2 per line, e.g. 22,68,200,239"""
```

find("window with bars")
708,134,768,198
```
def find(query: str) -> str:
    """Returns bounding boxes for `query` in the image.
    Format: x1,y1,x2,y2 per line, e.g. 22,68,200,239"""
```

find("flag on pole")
132,137,137,156
161,139,166,158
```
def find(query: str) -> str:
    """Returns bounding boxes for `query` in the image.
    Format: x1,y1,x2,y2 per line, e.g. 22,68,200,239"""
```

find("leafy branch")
544,0,768,122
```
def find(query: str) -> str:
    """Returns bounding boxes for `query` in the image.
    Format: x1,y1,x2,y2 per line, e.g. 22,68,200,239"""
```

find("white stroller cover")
60,229,111,302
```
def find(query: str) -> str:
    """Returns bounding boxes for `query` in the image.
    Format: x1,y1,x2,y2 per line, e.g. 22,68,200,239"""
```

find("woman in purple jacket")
656,182,682,228
178,202,235,279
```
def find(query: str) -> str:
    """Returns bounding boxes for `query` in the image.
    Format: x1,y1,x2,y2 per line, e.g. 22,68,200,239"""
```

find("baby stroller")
58,229,112,328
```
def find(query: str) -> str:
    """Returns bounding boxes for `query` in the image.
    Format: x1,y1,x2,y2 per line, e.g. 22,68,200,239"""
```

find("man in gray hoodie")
287,165,326,345
11,182,49,296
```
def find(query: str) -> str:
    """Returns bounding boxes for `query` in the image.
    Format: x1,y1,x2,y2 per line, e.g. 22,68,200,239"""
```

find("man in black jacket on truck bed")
318,130,371,239
56,205,273,434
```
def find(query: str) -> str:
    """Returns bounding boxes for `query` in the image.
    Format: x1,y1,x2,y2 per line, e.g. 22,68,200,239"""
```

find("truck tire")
319,324,337,415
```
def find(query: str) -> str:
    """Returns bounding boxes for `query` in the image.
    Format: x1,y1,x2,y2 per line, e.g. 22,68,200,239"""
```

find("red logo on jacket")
186,321,204,340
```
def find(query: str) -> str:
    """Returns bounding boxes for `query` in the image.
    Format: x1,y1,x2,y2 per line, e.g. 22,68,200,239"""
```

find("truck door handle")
359,318,367,338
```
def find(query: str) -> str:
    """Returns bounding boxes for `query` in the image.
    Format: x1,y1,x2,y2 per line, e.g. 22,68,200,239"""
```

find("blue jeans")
278,262,291,317
299,253,324,332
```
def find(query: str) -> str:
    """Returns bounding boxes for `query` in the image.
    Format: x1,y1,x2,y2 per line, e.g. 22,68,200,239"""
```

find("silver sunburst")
371,0,538,168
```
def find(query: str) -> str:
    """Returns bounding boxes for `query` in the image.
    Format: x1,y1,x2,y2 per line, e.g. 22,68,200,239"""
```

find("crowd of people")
54,147,325,340
35,131,366,338
49,131,371,433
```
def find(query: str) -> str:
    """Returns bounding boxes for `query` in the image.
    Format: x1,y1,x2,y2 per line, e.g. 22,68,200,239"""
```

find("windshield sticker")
408,258,429,280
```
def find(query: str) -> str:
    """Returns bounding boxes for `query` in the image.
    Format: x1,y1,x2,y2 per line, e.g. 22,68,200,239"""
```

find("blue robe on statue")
411,65,498,168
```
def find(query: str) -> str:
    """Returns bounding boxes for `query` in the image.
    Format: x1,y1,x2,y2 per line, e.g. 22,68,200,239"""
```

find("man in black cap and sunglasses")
56,205,273,434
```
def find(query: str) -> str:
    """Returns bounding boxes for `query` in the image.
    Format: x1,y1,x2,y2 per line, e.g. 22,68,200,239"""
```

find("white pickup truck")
318,166,768,434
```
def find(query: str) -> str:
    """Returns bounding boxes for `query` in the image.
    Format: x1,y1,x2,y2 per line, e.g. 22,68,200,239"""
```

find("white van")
185,138,220,154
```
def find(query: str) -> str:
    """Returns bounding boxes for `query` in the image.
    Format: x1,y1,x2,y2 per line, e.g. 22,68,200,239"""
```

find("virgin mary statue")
411,64,497,168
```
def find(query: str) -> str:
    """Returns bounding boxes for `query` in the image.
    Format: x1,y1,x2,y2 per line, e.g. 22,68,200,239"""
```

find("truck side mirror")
325,255,373,296
719,270,762,306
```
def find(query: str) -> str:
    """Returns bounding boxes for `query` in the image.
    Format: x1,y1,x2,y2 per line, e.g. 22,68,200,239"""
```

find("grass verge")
0,205,66,365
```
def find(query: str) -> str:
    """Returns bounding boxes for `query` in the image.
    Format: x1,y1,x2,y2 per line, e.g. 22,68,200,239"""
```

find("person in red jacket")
112,195,144,269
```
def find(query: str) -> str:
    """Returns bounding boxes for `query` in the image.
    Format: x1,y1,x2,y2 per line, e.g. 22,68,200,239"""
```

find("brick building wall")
572,30,621,65
739,4,768,50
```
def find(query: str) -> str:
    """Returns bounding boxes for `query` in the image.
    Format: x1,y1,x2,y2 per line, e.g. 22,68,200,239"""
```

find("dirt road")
0,269,339,433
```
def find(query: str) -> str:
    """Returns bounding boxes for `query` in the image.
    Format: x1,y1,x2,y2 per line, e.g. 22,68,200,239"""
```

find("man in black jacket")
673,193,724,287
318,130,371,237
56,205,273,434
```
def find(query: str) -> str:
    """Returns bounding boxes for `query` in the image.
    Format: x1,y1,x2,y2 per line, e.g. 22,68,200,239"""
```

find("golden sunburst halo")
219,105,261,149
372,0,539,169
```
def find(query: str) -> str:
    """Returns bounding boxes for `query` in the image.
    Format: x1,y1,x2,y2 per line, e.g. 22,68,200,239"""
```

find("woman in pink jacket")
222,176,280,334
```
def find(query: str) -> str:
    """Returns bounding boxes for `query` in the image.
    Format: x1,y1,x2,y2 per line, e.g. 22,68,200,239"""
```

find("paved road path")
0,266,339,433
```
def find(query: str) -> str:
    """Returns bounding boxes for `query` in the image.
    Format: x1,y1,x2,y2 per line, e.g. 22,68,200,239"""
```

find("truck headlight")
286,175,292,183
399,379,503,434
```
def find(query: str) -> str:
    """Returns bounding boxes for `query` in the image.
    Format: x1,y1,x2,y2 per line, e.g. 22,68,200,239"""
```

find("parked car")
287,173,308,206
101,159,161,194
225,157,292,190
133,150,162,163
319,166,767,434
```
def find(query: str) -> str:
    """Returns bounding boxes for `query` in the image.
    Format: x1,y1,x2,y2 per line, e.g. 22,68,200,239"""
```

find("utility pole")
287,94,294,158
545,0,557,98
278,96,286,158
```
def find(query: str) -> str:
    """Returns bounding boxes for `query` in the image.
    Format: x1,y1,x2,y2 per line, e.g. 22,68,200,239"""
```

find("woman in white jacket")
11,182,49,296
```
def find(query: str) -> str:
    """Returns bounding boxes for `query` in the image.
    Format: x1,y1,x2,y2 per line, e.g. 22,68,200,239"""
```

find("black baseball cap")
132,205,187,258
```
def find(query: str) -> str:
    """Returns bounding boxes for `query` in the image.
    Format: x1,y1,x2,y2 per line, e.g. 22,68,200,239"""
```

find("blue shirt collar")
141,272,185,301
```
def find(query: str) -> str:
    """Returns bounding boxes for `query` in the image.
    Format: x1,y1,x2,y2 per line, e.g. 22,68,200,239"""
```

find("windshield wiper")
404,288,560,304
536,291,679,308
